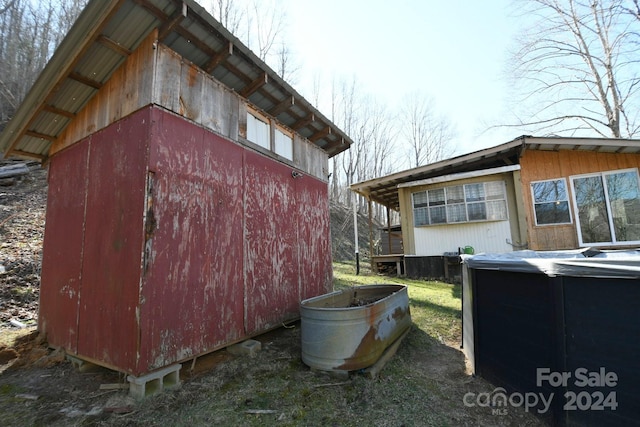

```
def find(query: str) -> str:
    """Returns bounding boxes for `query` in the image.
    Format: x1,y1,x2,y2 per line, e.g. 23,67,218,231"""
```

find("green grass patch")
333,261,462,344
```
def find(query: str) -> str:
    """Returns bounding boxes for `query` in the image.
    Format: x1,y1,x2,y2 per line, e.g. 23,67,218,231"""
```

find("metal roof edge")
397,164,522,189
184,0,353,156
350,137,525,192
0,0,122,158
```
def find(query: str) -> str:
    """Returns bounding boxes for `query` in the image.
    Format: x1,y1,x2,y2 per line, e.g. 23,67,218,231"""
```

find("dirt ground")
0,163,546,426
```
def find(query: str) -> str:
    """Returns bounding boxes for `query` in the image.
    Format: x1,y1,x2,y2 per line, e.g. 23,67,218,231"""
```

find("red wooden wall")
39,106,332,375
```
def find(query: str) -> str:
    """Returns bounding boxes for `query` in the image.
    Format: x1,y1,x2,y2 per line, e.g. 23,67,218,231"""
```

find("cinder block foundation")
127,363,181,399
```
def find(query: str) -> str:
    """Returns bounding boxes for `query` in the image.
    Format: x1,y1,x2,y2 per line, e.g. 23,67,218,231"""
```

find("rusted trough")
300,284,411,372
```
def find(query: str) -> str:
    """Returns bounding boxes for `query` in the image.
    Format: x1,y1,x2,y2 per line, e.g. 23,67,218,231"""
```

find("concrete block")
127,364,181,399
227,339,262,357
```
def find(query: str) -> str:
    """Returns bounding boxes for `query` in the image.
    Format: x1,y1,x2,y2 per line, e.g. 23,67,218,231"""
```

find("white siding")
413,220,513,255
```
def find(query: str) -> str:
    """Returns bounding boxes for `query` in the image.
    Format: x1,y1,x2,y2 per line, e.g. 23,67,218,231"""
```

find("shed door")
244,150,300,334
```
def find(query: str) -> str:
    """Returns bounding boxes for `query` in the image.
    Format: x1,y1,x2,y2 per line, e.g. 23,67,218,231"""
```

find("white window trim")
530,178,573,226
569,168,640,247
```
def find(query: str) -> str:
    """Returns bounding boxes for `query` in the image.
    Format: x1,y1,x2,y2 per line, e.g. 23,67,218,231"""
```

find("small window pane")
413,191,428,208
414,207,429,226
274,128,293,160
447,204,467,222
247,113,270,149
485,181,505,200
446,186,464,204
533,180,567,203
429,206,446,223
487,200,508,220
534,202,570,224
467,202,487,220
465,183,485,202
428,188,445,206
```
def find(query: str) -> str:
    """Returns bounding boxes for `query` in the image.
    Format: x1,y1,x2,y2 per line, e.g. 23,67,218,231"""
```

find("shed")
462,250,640,426
0,0,352,378
351,136,640,282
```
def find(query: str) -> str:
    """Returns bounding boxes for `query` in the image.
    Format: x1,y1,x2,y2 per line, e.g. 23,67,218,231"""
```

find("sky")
286,0,524,157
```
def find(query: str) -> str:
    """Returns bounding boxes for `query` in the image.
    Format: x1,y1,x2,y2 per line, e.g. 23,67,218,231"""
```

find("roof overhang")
397,164,521,189
0,0,353,162
351,135,640,210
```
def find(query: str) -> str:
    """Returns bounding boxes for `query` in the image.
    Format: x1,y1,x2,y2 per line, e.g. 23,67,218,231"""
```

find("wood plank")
179,64,203,123
153,45,182,114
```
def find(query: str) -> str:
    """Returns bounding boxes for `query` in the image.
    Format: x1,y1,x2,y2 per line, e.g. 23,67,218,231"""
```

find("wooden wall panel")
139,109,245,373
244,150,300,334
51,31,156,156
39,141,89,354
519,150,640,250
77,108,149,373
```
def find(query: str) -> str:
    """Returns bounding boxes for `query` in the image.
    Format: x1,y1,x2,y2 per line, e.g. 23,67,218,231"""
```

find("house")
0,0,352,381
351,135,640,280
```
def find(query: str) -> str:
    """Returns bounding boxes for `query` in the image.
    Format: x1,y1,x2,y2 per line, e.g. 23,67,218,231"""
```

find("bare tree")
208,0,243,35
509,0,640,138
0,0,86,131
401,93,457,168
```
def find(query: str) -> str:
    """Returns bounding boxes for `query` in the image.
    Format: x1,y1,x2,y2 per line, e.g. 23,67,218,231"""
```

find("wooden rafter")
97,35,132,57
309,126,331,143
25,131,56,141
291,113,314,131
240,73,268,98
269,96,294,117
158,2,187,41
42,104,75,119
204,41,233,73
68,72,102,90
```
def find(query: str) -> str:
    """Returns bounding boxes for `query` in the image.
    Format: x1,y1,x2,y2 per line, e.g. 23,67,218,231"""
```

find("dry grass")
0,262,546,426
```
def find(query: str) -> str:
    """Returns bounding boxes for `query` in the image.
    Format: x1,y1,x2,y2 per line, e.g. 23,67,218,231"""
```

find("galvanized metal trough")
300,284,412,372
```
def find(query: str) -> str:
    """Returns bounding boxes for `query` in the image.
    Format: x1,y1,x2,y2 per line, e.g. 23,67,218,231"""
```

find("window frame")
569,168,640,247
530,178,573,226
411,180,508,227
246,110,271,150
274,126,294,160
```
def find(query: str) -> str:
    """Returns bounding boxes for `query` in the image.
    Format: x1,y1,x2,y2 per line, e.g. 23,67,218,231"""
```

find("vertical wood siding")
243,150,300,334
39,141,89,354
77,108,149,371
139,109,245,372
519,150,640,250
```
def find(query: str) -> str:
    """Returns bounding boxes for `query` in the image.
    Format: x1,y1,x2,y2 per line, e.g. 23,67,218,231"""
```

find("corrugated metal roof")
0,0,352,161
351,135,640,210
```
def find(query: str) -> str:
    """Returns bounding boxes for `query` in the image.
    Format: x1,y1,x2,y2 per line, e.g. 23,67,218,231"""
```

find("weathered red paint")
39,105,332,376
77,110,149,370
244,150,300,334
296,177,333,301
139,110,245,371
39,141,89,353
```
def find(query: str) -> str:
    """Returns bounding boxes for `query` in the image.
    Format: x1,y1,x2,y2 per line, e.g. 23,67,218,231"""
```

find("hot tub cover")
461,248,640,279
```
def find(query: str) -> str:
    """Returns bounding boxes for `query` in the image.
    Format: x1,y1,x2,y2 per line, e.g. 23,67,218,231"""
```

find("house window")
412,180,508,226
247,112,270,149
274,127,293,160
570,169,640,245
531,178,572,225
